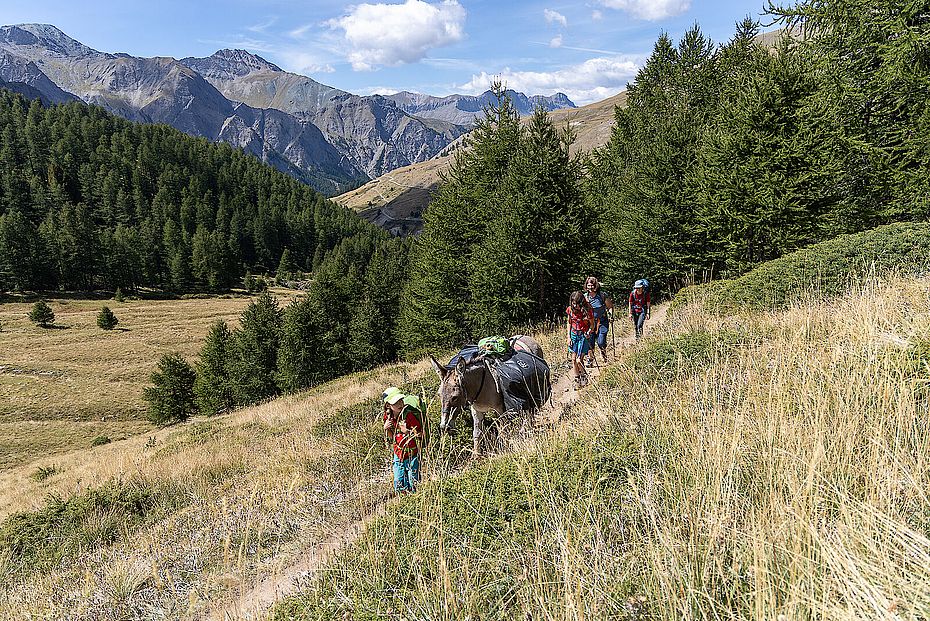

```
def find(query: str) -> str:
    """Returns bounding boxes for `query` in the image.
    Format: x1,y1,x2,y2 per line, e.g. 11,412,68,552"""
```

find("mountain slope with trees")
0,89,390,293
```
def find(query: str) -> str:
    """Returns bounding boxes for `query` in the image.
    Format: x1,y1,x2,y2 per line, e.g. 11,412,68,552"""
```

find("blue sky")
1,0,773,104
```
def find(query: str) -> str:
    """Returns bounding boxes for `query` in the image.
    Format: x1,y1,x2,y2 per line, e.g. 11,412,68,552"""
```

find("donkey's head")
430,355,470,433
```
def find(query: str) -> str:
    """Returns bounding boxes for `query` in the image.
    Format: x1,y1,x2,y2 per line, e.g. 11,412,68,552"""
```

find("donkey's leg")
471,407,486,457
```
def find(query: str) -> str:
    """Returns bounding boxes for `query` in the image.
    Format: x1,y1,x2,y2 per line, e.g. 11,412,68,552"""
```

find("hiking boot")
601,351,608,363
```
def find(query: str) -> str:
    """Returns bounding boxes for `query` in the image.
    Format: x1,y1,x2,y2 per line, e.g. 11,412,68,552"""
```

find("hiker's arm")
628,294,633,318
383,416,396,447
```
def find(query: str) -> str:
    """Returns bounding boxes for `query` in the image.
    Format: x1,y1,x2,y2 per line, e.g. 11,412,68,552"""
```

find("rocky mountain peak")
0,24,99,57
181,49,282,80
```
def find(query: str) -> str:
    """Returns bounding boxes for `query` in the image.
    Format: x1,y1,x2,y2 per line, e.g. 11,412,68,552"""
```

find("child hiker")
566,291,595,389
381,387,423,494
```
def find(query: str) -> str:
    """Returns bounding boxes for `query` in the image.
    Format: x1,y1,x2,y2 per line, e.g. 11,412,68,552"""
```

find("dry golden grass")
5,278,929,620
0,355,435,620
0,291,297,470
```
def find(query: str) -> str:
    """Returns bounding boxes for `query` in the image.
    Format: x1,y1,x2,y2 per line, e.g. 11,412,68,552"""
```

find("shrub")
113,287,124,302
29,465,61,482
90,435,111,447
143,353,196,425
0,481,185,574
28,300,54,328
675,222,930,313
96,306,119,330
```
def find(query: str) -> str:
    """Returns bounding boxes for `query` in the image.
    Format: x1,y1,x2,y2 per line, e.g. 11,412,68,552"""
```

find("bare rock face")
0,24,468,195
180,50,468,180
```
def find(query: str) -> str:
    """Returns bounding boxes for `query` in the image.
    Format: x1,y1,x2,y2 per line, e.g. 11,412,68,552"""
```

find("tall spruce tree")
229,293,283,404
194,320,235,415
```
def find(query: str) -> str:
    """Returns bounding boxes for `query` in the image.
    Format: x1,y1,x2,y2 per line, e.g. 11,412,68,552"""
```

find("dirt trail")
206,304,668,620
540,304,668,424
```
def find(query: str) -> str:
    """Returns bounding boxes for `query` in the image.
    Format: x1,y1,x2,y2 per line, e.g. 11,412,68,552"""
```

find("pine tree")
276,248,297,283
194,320,235,415
142,353,196,425
28,300,55,328
276,297,323,392
96,306,119,330
228,293,283,404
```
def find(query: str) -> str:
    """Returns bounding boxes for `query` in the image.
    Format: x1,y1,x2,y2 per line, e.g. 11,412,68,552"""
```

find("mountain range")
0,23,575,195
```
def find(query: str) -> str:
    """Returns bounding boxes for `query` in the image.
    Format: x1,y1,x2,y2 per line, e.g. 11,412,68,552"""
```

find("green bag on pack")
478,335,511,356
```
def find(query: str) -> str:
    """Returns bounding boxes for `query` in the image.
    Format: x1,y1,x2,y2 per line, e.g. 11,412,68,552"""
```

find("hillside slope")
334,90,628,234
276,275,930,620
5,225,928,620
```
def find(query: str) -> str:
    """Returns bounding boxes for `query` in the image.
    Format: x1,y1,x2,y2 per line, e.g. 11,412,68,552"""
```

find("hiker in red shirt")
381,387,423,493
566,290,595,389
628,279,651,339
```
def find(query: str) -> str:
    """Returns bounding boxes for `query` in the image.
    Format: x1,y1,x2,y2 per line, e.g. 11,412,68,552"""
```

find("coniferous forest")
3,0,929,414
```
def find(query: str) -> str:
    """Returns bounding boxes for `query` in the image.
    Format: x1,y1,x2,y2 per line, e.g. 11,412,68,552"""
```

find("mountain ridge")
0,22,577,196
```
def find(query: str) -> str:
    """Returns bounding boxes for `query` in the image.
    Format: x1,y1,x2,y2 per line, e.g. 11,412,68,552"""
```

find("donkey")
430,335,545,455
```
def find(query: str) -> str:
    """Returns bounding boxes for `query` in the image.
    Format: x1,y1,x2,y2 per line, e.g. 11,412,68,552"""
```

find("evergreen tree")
276,248,297,283
28,299,55,328
194,320,235,415
96,306,119,330
142,353,196,425
229,293,283,404
276,297,323,392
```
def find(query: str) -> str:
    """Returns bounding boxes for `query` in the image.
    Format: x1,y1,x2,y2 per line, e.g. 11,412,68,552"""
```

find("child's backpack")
403,394,430,449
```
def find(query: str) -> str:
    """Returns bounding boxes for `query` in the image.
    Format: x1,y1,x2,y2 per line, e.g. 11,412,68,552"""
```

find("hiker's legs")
392,455,410,493
596,323,609,361
632,312,645,339
405,455,420,492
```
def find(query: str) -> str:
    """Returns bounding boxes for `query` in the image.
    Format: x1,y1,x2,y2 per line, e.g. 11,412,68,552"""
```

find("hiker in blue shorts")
566,291,595,388
583,276,613,366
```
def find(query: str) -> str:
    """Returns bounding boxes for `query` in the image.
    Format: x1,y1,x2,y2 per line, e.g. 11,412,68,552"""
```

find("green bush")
90,435,112,447
674,222,930,313
96,306,119,330
0,481,185,575
28,300,55,328
29,465,61,482
143,353,197,425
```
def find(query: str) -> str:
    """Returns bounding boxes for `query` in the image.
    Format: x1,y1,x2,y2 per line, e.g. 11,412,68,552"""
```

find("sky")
0,0,776,105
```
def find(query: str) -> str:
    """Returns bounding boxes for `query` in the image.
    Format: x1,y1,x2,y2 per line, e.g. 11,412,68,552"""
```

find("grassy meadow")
1,275,928,620
275,277,930,620
0,291,296,471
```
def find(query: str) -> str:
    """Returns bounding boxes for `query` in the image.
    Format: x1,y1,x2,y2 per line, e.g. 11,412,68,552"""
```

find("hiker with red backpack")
566,291,595,388
381,387,424,494
628,279,651,339
583,276,613,366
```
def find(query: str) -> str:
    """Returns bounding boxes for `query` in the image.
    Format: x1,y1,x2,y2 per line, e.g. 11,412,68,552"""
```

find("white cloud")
549,34,563,48
328,0,466,71
543,8,568,27
599,0,690,21
591,9,603,20
288,23,314,39
278,50,335,74
457,55,641,105
247,17,278,33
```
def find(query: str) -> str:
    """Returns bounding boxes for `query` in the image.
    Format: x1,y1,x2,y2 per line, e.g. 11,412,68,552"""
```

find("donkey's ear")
429,355,447,378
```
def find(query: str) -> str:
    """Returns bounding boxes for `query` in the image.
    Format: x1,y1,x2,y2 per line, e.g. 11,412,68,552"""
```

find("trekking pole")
610,309,616,360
